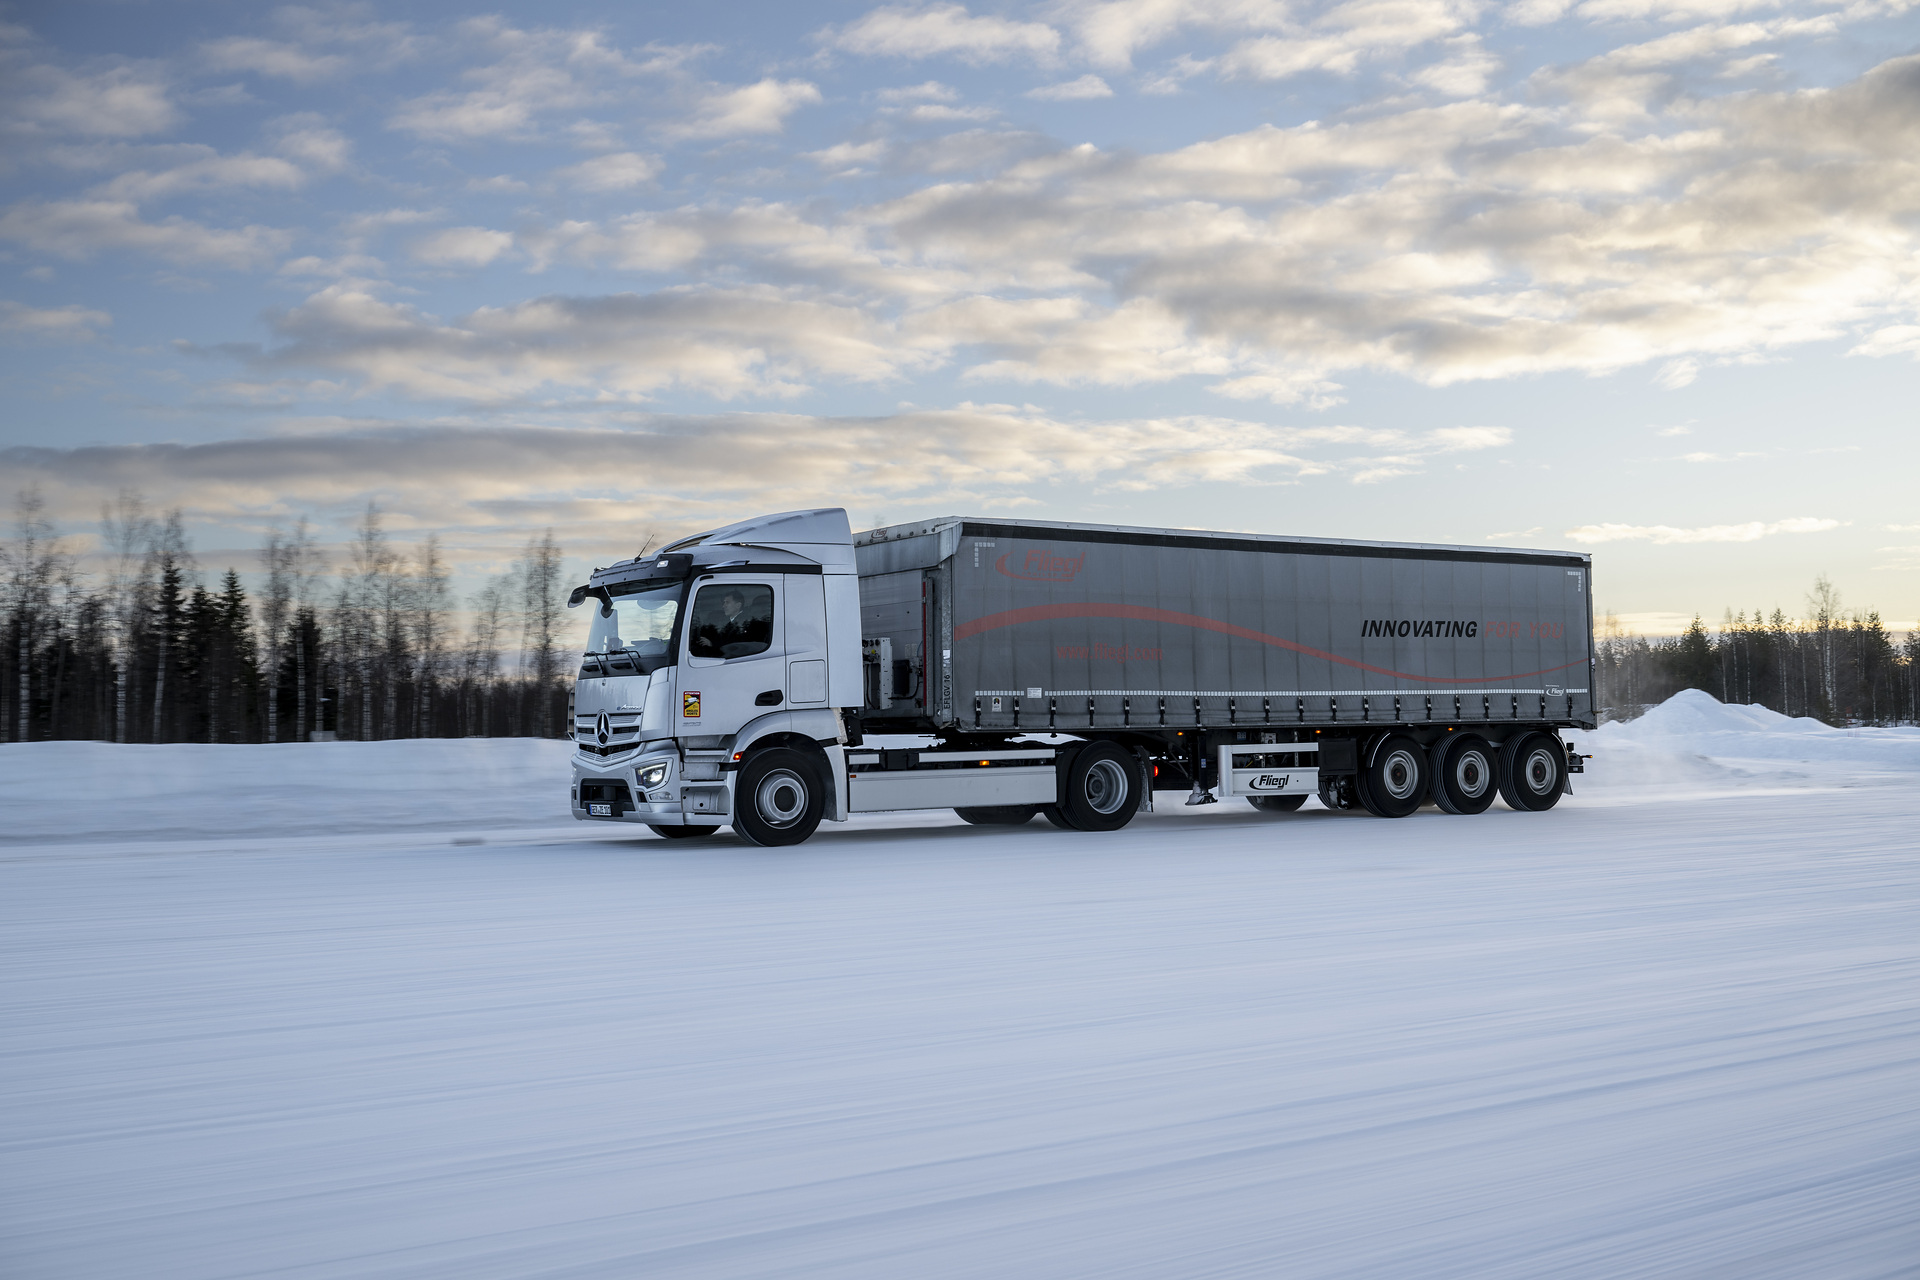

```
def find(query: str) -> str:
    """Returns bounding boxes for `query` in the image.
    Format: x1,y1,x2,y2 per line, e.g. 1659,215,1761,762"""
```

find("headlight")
636,762,671,789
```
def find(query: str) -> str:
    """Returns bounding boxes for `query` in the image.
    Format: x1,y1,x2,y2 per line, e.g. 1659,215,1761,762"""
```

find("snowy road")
4,703,1919,1278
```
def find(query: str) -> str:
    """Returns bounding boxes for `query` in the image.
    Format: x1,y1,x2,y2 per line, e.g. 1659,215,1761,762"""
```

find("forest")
4,485,1917,742
2,488,573,744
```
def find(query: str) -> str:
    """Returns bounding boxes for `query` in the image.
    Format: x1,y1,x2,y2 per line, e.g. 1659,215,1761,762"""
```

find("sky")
1,0,1917,633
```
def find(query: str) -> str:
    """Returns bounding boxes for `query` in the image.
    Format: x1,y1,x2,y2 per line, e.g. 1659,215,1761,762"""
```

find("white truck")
569,509,1594,845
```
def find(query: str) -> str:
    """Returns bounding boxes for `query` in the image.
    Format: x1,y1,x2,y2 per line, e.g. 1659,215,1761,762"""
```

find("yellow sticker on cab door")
682,691,701,718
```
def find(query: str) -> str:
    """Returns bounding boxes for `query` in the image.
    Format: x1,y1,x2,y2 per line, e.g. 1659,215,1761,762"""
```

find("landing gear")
1429,734,1497,815
732,747,826,846
1498,732,1567,811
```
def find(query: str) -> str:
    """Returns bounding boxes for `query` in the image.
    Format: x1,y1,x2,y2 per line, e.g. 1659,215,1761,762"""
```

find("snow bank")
1568,688,1920,798
0,738,577,844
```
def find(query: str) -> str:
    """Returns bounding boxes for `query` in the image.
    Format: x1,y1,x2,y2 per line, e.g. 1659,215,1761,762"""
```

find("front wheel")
1053,743,1143,832
732,747,826,846
1498,732,1566,811
1248,794,1308,813
648,824,718,840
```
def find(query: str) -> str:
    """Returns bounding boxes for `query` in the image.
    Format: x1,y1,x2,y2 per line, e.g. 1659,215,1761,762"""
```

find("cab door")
679,576,785,736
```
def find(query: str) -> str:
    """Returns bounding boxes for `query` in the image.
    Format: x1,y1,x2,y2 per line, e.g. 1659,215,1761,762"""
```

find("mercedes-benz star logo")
595,711,610,745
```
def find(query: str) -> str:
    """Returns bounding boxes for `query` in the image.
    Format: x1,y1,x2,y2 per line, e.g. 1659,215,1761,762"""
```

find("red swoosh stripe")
953,602,1586,686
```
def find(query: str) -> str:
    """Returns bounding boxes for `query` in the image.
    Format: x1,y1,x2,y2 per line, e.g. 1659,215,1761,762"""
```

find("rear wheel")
1429,734,1496,815
1248,794,1308,813
1498,732,1566,811
1053,743,1143,832
648,824,718,839
732,747,826,846
955,805,1041,825
1357,734,1427,818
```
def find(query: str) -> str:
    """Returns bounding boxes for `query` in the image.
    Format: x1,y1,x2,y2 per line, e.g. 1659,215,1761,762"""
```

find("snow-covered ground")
4,693,1918,1278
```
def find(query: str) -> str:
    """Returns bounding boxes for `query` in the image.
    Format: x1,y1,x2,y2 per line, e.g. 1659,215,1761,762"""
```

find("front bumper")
571,750,730,827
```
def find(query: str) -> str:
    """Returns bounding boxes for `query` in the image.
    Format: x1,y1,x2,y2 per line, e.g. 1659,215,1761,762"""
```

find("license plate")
588,802,612,817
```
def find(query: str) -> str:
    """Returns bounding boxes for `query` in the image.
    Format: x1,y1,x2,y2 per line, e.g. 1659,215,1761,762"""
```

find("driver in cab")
689,585,774,659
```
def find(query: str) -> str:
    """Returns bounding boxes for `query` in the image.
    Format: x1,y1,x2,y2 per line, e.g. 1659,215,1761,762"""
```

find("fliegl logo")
1248,773,1293,791
996,547,1087,582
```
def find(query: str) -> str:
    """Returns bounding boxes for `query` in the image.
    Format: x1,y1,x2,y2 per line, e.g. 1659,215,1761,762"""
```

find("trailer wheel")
732,747,826,846
1357,734,1427,818
1498,732,1566,812
648,824,718,840
1428,734,1497,815
955,805,1041,826
1054,742,1143,832
1248,795,1308,813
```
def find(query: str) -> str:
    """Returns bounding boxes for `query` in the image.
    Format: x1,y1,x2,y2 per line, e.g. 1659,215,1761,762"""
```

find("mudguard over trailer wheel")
649,824,717,839
732,747,827,846
1050,742,1144,832
1248,795,1308,813
955,805,1041,826
1429,733,1497,815
1357,734,1428,818
1498,731,1567,811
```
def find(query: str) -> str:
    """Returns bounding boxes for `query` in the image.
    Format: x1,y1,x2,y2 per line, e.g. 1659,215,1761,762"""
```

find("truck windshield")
583,582,682,673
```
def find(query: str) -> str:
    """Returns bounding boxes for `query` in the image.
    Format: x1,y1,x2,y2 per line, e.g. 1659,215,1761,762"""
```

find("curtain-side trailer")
569,509,1595,846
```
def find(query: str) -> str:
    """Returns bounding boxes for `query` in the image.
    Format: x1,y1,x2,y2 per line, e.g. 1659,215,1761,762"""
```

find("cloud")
824,5,1061,64
388,19,669,142
201,36,348,83
2,62,178,137
1028,75,1114,100
1062,0,1291,71
0,407,1522,539
1563,517,1843,544
0,199,290,267
875,80,958,103
668,79,821,139
236,282,944,402
554,151,661,190
95,150,308,203
409,227,515,268
0,300,111,339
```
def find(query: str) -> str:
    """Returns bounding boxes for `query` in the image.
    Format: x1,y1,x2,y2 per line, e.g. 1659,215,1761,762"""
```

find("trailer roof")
856,516,1589,569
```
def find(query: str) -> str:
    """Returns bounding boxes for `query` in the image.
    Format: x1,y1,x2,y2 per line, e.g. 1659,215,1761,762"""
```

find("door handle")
754,689,784,706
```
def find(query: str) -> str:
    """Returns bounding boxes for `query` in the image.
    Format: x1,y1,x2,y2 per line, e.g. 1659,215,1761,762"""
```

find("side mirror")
567,585,588,609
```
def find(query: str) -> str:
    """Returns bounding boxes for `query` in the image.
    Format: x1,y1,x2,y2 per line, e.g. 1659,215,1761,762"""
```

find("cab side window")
687,583,775,659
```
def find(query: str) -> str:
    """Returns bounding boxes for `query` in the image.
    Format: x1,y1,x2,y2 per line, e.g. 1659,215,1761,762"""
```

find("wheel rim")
1523,746,1557,795
755,768,809,827
1083,758,1130,815
1455,749,1490,799
1380,747,1421,802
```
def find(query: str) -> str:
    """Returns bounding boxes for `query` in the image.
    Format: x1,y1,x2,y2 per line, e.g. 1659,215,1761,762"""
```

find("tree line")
2,487,571,744
1594,575,1920,725
7,485,1918,741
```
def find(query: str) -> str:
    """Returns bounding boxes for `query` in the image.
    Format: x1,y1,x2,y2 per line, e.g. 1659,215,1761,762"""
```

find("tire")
1055,742,1143,832
732,747,826,846
1498,732,1566,812
955,805,1041,826
1428,734,1497,815
648,824,718,839
1042,806,1077,829
1248,794,1308,813
1357,734,1426,818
